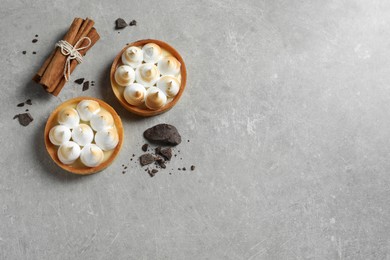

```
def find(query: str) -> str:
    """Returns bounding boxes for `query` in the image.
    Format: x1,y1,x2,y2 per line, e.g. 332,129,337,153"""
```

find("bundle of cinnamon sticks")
33,18,100,96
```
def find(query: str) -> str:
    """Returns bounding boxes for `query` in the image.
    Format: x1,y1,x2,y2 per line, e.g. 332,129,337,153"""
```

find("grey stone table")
1,0,390,259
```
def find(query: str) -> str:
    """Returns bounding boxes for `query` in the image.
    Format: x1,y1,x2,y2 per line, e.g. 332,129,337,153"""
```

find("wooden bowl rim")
110,39,187,117
44,96,124,175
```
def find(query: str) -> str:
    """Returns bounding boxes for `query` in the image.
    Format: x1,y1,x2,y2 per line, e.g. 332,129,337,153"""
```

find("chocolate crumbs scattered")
191,165,195,171
14,113,33,126
22,51,26,55
139,154,155,166
129,20,137,26
32,39,38,43
115,18,128,29
82,81,90,91
74,78,84,84
142,143,149,152
17,103,24,107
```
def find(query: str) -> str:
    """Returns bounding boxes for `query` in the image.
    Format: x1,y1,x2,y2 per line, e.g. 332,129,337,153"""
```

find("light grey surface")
1,0,390,259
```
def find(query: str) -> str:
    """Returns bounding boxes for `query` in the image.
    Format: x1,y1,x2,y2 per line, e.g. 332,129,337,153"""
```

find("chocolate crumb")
139,153,155,166
74,78,84,84
130,158,133,161
132,154,135,157
191,165,195,171
82,81,90,91
32,51,36,54
122,171,126,174
17,102,24,107
182,167,186,171
22,51,26,55
178,168,181,171
148,169,156,177
35,34,38,37
115,18,128,29
187,140,190,142
25,99,32,105
124,166,127,169
25,109,29,112
159,148,172,160
15,113,33,126
13,115,19,120
169,173,172,175
142,143,149,152
32,39,38,43
129,20,137,26
152,169,158,174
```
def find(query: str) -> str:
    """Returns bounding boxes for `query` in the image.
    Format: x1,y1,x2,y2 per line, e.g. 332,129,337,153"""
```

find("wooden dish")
44,97,124,175
110,39,187,117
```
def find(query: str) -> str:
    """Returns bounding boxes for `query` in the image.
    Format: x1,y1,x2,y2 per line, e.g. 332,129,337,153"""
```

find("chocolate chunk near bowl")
115,18,127,29
14,113,34,126
143,124,181,146
139,154,155,166
142,143,149,152
159,148,172,160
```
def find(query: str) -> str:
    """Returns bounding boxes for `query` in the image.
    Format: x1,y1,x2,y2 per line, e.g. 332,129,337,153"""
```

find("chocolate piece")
74,78,84,84
32,51,36,54
139,153,155,166
143,124,181,145
17,102,24,107
32,39,38,43
13,115,19,120
22,51,26,55
155,146,161,154
25,99,32,105
191,165,195,171
148,169,156,177
115,18,127,29
25,109,29,112
160,148,172,161
15,113,33,126
155,157,166,169
142,143,149,152
82,81,89,91
129,20,137,26
152,169,158,174
35,34,38,37
182,167,186,171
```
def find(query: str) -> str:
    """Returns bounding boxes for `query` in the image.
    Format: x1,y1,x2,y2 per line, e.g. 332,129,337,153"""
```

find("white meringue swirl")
142,43,162,63
95,128,119,151
145,87,167,110
57,141,81,165
90,110,114,131
157,56,181,76
57,108,80,129
76,100,100,121
71,124,94,146
49,125,72,146
124,83,146,106
80,144,104,167
122,46,143,68
115,65,135,87
135,63,160,87
157,75,180,98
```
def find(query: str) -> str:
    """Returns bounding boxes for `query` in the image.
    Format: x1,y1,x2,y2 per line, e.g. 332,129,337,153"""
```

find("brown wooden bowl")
44,97,124,175
110,39,187,117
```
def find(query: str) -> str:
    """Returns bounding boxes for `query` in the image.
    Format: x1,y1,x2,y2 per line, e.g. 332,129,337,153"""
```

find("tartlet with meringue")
44,97,123,174
111,39,187,116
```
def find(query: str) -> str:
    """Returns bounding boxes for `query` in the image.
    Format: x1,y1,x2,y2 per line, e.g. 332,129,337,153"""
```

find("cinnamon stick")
51,28,100,96
32,17,100,96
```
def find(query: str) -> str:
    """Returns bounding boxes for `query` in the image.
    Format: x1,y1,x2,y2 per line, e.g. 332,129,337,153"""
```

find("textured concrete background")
1,0,390,259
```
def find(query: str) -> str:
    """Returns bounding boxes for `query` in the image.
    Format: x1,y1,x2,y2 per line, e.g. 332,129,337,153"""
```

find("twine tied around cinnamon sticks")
55,37,91,81
33,18,100,96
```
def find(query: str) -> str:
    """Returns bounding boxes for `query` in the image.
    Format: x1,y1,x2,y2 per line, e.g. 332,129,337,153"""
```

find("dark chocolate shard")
143,124,181,146
191,165,195,171
115,18,128,29
160,148,172,161
74,78,84,84
139,153,155,166
25,99,32,105
82,81,89,91
22,51,26,55
129,20,137,26
32,39,38,43
142,143,149,152
155,156,166,169
16,113,33,126
17,102,24,107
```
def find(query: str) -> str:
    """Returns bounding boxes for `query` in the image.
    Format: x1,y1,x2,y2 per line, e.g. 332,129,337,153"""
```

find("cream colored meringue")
90,110,114,131
157,56,181,76
49,125,72,146
57,108,80,129
157,76,180,98
122,46,143,68
145,87,167,110
71,124,94,146
76,100,101,121
115,65,135,86
142,43,162,63
57,141,81,164
124,83,146,106
135,63,160,87
95,128,119,151
80,144,104,167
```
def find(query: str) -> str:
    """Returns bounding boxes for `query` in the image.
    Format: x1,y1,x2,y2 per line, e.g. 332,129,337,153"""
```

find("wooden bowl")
110,39,187,117
44,97,124,175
